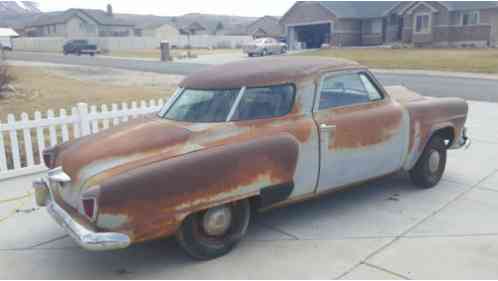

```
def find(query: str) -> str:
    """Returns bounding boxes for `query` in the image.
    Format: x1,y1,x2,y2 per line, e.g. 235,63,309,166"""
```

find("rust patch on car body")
319,100,404,150
97,135,299,242
56,115,191,183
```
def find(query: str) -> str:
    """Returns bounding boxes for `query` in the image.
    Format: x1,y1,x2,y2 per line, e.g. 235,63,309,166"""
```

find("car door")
269,38,279,54
313,70,407,192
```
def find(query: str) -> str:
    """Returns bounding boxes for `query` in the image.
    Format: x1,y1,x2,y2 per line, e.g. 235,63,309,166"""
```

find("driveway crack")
335,169,498,280
362,262,411,280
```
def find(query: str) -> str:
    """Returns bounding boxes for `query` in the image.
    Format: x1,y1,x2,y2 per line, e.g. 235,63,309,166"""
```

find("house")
0,27,18,49
247,16,284,39
138,22,180,39
25,5,135,37
280,1,498,49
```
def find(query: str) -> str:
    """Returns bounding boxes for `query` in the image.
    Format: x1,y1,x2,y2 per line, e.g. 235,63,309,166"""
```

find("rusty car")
33,57,469,260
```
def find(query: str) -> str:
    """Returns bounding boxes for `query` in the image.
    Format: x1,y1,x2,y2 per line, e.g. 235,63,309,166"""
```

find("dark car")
63,40,97,56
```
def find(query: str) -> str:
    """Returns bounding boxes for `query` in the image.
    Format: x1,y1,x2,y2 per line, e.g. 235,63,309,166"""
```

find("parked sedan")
243,37,288,57
33,57,469,260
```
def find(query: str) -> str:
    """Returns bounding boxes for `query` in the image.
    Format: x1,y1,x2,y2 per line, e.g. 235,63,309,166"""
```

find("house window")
390,14,399,26
462,11,479,26
415,14,431,33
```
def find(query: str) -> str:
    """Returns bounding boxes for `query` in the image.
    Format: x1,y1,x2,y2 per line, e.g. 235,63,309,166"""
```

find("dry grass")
296,48,498,74
0,65,176,122
106,48,240,59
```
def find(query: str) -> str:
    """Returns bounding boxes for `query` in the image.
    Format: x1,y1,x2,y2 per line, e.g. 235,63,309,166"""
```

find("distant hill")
116,13,257,34
0,3,258,35
0,1,40,16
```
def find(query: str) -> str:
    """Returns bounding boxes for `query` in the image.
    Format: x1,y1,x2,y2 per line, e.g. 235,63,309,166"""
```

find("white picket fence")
0,99,165,181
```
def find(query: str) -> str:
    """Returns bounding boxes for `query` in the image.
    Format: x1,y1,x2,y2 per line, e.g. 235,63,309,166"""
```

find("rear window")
162,89,239,122
231,85,295,121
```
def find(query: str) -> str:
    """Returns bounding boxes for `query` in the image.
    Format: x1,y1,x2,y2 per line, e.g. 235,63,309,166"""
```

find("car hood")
55,114,240,186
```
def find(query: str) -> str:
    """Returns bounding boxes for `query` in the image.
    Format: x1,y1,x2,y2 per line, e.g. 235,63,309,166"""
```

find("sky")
34,0,299,17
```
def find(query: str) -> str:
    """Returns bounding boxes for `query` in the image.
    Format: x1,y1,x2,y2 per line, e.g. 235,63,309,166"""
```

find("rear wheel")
261,49,268,56
176,199,251,260
410,135,447,188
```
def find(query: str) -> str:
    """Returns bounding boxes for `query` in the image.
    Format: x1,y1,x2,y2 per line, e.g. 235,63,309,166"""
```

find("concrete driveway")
0,100,497,279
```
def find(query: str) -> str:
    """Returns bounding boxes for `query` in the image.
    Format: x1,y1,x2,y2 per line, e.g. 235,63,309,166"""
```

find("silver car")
243,38,288,57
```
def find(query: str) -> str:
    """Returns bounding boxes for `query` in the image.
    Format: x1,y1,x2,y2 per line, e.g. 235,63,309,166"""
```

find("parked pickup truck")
33,57,469,260
63,40,97,56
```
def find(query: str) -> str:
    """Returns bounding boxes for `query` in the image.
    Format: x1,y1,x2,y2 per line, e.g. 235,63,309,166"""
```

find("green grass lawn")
295,48,498,74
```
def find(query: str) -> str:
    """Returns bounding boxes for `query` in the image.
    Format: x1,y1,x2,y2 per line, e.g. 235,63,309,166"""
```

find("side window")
232,85,295,121
319,73,383,110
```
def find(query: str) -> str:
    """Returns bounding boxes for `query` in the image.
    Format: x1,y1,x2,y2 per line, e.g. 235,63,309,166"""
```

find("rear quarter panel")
96,134,300,243
402,97,469,170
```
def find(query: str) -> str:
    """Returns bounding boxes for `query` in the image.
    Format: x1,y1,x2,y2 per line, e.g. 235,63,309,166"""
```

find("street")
6,51,498,103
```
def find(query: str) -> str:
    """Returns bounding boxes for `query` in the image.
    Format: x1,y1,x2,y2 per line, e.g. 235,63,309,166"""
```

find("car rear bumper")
33,179,131,251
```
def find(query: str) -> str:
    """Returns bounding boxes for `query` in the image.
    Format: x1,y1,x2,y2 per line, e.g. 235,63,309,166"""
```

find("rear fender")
96,134,300,242
404,122,455,170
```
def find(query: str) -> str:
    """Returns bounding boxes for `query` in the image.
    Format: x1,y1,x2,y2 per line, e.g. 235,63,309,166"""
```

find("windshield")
161,88,240,122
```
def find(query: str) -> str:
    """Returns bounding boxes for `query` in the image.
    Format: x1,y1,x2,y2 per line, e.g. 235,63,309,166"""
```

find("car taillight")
82,198,96,220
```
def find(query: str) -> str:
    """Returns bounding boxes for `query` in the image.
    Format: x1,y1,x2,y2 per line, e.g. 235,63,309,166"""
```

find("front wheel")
176,199,251,260
261,49,268,56
410,135,447,188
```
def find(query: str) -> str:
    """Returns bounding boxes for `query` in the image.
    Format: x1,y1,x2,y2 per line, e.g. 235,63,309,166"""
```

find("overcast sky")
35,0,299,17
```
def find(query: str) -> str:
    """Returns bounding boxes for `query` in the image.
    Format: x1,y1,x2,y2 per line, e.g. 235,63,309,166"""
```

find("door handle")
320,124,336,131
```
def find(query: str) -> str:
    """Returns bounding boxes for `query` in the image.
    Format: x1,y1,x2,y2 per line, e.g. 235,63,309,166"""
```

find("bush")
0,62,14,92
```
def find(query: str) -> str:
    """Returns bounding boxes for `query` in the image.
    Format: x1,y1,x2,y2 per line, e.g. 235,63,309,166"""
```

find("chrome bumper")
454,127,471,149
32,179,131,251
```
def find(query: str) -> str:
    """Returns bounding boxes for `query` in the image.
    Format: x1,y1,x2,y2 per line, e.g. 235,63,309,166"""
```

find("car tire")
248,53,253,57
281,46,288,54
261,49,268,56
176,199,251,260
410,135,447,188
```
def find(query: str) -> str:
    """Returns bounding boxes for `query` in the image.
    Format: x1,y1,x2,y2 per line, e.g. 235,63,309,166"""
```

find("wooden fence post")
77,103,91,136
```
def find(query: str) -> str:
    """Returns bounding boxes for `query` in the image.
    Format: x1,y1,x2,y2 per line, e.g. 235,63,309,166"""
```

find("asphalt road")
7,51,498,103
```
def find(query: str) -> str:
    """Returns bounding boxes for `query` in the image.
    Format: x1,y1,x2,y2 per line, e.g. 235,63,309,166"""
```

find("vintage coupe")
33,57,469,259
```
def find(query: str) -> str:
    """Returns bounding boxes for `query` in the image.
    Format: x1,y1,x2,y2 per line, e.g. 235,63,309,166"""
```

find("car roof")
179,56,363,90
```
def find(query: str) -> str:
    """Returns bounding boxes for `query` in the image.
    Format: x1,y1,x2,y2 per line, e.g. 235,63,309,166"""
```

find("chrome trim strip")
227,86,247,122
48,167,71,183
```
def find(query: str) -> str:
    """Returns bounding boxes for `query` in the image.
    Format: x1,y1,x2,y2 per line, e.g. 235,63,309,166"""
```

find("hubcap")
428,149,441,173
202,206,232,237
